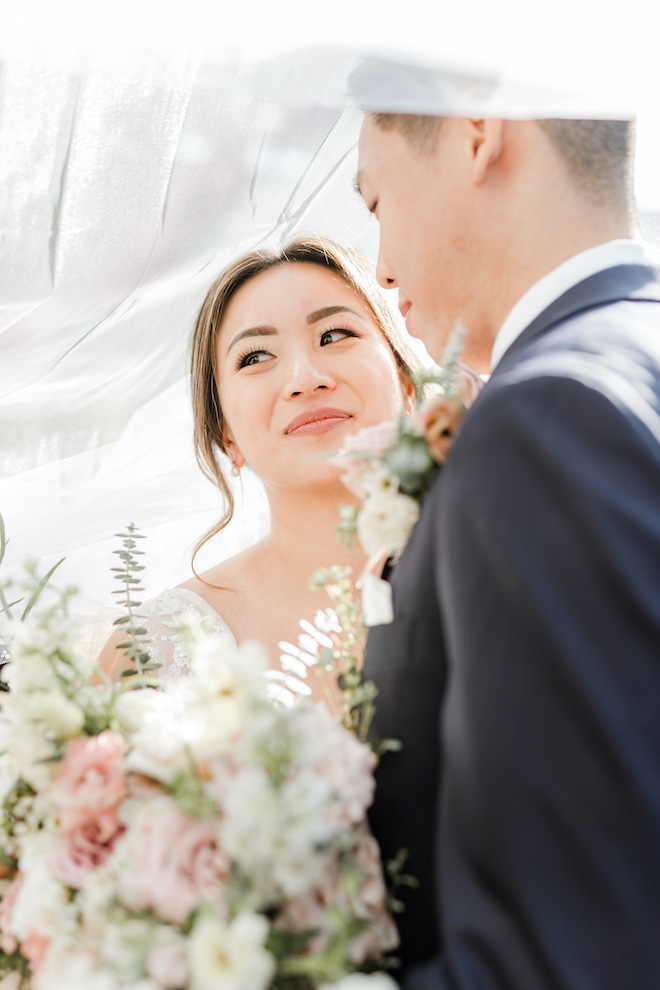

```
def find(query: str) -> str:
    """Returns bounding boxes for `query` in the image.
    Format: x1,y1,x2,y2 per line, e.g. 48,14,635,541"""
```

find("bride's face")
215,262,411,492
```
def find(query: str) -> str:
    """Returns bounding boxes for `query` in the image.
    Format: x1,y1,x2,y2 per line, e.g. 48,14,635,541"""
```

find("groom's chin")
406,312,454,366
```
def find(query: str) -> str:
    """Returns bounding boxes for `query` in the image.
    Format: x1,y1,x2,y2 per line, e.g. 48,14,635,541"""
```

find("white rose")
322,974,399,990
190,912,274,990
357,490,420,558
24,690,85,738
3,652,58,693
4,711,58,792
13,832,73,941
114,688,164,735
361,463,399,498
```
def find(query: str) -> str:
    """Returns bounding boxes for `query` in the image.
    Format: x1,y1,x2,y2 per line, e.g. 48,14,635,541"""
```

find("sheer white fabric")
1,21,660,629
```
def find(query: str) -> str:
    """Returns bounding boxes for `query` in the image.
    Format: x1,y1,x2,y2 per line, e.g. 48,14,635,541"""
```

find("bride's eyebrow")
307,306,366,324
226,325,278,354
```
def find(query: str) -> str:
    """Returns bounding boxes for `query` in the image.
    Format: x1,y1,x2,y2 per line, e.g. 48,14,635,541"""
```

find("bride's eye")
237,348,273,369
320,328,359,346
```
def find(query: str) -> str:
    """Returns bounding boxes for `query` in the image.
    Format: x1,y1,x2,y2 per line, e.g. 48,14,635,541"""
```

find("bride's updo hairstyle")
190,235,421,564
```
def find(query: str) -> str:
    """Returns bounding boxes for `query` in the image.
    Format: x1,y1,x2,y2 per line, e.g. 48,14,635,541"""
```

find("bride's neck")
261,483,365,579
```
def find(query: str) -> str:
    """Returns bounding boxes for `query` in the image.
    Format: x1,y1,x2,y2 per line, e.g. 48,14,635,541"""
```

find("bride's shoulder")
97,584,237,679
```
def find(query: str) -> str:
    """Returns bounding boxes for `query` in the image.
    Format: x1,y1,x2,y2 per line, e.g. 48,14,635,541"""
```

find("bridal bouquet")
0,573,398,990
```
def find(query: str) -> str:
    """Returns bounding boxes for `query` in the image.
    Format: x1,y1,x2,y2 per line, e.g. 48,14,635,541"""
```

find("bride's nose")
283,350,336,398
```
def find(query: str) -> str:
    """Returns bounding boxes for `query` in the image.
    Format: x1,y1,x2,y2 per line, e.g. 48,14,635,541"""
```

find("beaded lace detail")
138,588,236,677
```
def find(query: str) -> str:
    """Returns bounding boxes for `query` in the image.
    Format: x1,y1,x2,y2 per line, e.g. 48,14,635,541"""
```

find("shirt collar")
490,239,660,370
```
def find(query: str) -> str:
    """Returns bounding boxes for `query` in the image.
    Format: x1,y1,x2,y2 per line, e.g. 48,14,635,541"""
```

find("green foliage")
276,908,367,983
2,778,36,839
110,524,157,681
0,947,30,985
335,503,359,548
386,849,419,915
410,318,467,406
0,511,65,667
167,770,217,819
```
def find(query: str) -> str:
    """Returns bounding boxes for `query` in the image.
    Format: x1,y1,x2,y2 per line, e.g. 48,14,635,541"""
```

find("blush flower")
417,395,466,466
50,813,124,890
114,797,229,925
0,874,22,953
50,731,128,831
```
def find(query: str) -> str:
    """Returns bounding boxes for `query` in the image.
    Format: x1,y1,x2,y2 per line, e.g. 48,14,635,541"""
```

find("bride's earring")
230,461,241,477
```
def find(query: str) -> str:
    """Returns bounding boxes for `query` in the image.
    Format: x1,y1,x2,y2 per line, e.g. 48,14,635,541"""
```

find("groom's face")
357,115,472,361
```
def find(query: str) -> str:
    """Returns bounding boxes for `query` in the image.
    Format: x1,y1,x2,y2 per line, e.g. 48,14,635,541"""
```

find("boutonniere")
330,323,483,621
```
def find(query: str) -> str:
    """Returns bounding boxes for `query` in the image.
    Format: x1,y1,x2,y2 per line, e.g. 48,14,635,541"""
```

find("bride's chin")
265,464,348,497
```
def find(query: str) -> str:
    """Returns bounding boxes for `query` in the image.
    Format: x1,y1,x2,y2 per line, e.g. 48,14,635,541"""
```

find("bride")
99,236,419,698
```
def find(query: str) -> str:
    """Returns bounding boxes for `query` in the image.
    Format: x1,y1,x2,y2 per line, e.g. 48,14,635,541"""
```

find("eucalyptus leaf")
20,558,65,620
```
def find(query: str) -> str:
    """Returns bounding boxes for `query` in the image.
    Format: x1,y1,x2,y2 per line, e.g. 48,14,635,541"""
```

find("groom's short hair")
371,113,634,202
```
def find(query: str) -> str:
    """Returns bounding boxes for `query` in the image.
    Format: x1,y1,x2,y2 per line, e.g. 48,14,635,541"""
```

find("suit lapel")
493,263,660,376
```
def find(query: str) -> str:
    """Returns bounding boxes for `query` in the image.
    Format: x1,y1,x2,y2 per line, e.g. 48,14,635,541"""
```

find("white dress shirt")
490,239,660,371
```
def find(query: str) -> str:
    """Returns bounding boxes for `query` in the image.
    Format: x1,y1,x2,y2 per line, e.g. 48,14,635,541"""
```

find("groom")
358,109,660,988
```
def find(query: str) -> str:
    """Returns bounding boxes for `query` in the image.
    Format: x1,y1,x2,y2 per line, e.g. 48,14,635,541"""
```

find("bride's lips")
284,407,352,437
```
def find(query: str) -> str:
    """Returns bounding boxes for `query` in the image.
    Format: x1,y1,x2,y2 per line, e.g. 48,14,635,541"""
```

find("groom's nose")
376,252,398,290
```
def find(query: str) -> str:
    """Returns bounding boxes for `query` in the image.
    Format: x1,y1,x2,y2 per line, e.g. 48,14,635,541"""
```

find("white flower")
221,765,330,903
38,937,149,990
322,973,399,990
8,613,77,664
13,831,73,941
361,463,399,498
3,651,58,693
2,703,58,792
125,627,270,781
114,687,164,735
24,690,85,738
190,912,274,990
0,972,23,990
357,490,420,558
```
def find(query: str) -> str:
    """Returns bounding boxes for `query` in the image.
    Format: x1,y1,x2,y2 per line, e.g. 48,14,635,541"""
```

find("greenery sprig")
0,511,65,670
110,524,159,681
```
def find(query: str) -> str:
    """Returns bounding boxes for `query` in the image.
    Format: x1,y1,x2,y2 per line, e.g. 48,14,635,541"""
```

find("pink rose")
0,874,22,954
146,936,190,989
417,396,465,466
50,812,124,889
340,421,399,458
51,731,128,831
330,421,399,500
117,797,229,925
21,932,49,980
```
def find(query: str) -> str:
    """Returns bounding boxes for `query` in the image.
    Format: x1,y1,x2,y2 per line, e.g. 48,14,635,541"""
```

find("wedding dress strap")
139,587,237,677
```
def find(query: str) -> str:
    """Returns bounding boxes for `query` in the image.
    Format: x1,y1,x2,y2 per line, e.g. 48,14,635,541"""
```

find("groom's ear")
469,118,504,185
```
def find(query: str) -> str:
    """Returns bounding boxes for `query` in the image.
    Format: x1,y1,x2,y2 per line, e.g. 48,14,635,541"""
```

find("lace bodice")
140,588,236,677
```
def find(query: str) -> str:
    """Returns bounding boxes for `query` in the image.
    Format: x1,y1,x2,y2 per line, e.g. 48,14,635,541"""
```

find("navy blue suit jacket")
365,263,660,989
